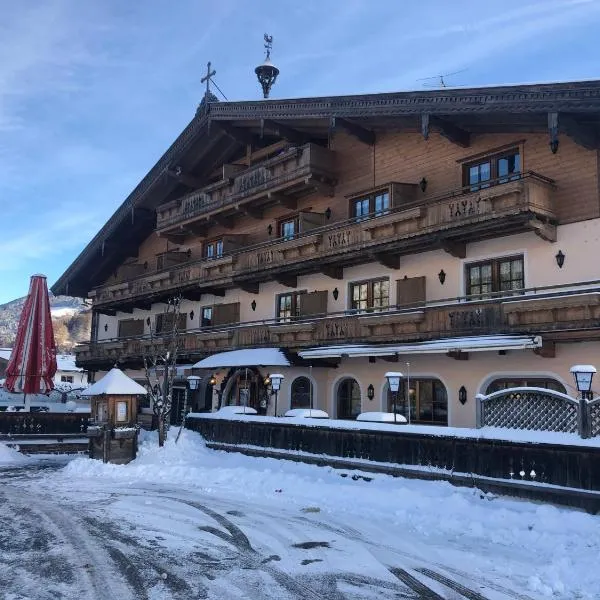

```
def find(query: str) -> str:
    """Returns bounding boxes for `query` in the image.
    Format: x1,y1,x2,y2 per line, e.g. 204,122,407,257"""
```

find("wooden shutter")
118,319,144,338
396,277,426,308
299,211,325,233
155,312,188,334
212,302,240,326
299,291,328,317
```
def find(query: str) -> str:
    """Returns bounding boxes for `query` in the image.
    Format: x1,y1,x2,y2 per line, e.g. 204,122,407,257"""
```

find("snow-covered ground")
1,431,599,599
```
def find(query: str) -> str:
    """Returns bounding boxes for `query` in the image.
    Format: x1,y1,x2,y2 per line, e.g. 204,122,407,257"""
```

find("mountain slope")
0,294,91,351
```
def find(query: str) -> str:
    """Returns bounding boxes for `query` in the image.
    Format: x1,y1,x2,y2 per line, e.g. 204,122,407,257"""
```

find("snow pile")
357,411,407,423
0,443,30,465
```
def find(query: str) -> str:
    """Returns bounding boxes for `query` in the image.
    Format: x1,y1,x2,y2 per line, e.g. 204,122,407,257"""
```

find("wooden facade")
51,80,600,426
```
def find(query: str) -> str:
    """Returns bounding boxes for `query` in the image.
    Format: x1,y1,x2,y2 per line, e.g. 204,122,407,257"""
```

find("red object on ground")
5,274,57,395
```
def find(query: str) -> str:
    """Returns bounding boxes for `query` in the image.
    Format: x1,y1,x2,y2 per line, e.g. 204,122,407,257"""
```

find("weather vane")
255,33,279,99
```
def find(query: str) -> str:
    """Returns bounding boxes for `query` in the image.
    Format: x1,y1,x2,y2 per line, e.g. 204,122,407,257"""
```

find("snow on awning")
192,348,290,369
298,335,542,360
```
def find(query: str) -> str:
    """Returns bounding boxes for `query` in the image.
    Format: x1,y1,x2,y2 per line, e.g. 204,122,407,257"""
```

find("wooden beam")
320,265,344,280
560,114,600,150
239,282,260,294
181,289,203,301
239,205,263,219
212,214,234,229
184,222,209,237
331,116,375,146
165,167,203,189
440,240,466,259
529,218,557,243
206,288,226,297
268,192,297,209
213,121,253,146
447,351,469,361
382,355,399,363
97,308,116,316
421,113,430,141
431,116,471,147
548,112,559,153
275,275,297,288
262,119,307,145
534,341,556,358
308,179,335,197
159,231,187,244
369,252,400,270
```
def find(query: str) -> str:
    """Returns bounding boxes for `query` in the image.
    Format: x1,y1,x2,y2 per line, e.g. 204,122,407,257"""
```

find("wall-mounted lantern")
367,384,375,400
325,207,332,220
251,300,257,311
189,310,195,321
458,385,467,405
438,269,446,285
555,250,565,269
267,224,273,236
104,323,108,332
419,177,428,193
146,317,151,326
332,287,339,301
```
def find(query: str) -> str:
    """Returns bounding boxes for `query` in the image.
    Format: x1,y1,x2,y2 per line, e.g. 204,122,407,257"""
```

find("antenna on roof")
417,69,467,89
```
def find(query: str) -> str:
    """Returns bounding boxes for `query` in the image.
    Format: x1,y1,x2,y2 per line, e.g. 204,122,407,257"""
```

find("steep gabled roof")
52,80,600,298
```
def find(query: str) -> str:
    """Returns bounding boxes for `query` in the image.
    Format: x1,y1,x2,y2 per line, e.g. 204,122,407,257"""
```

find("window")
337,378,361,419
291,377,313,409
60,375,74,383
386,378,448,425
464,148,521,191
201,307,213,327
277,292,304,322
204,239,223,259
351,190,390,221
486,378,566,395
466,255,524,298
350,278,389,312
279,216,299,240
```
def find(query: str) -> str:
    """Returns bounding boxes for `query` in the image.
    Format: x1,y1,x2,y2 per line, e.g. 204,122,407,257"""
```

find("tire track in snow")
3,485,137,600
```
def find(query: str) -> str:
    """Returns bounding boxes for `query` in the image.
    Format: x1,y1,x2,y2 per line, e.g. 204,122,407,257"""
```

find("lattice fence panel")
589,401,600,438
481,391,578,433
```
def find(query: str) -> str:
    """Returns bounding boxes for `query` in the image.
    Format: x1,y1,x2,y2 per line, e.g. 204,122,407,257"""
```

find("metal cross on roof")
201,61,216,99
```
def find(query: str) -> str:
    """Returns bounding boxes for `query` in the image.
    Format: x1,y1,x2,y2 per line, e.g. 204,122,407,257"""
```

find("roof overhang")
298,335,542,360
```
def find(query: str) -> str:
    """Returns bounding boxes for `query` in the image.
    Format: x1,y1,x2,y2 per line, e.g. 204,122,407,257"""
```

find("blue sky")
0,0,599,304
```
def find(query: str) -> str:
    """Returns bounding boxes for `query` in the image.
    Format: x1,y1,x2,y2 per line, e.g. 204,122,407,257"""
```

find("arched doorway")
222,367,269,414
291,376,313,409
337,378,361,419
485,377,566,395
384,378,448,425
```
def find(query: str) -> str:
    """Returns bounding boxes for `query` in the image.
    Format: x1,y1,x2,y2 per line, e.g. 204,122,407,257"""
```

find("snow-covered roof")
81,368,147,396
56,354,83,372
193,348,290,369
299,335,542,359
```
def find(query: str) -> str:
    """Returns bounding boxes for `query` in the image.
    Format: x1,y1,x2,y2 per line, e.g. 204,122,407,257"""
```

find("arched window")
386,378,448,425
337,378,361,419
486,377,566,395
291,377,313,409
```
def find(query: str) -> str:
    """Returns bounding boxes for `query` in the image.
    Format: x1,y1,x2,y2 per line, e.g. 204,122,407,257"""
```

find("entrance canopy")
192,348,290,369
298,335,542,360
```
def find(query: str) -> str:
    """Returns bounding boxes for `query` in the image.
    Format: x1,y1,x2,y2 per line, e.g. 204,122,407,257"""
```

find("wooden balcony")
156,143,337,233
89,256,234,310
233,172,557,282
77,283,600,369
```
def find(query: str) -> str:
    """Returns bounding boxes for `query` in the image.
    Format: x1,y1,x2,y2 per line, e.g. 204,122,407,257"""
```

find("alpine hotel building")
53,80,600,428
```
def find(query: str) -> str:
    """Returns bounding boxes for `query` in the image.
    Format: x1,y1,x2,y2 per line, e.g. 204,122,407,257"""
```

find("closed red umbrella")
5,274,57,409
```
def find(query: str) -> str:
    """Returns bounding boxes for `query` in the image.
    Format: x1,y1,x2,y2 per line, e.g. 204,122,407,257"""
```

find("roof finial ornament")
255,33,279,99
197,61,220,113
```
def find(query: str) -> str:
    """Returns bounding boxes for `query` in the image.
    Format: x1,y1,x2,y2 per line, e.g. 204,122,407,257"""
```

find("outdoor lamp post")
176,375,202,443
268,373,284,417
570,364,596,401
385,372,403,424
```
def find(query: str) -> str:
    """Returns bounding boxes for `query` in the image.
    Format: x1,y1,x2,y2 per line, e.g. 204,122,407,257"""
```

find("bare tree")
142,296,184,447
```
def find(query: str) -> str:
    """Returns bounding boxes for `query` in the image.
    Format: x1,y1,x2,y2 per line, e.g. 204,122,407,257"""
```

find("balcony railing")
234,172,556,276
156,143,337,231
78,280,600,366
90,172,555,309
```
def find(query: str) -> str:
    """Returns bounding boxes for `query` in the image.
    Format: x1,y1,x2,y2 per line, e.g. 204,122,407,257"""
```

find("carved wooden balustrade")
77,285,600,368
233,173,556,279
156,143,337,232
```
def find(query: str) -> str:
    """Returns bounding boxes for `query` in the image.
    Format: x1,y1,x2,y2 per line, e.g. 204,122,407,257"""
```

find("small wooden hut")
82,368,147,464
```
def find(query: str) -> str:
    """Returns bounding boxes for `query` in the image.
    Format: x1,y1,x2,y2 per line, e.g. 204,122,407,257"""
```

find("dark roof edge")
52,110,210,296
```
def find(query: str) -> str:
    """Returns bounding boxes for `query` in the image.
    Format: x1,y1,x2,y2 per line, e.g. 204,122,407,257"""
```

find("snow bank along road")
0,432,599,599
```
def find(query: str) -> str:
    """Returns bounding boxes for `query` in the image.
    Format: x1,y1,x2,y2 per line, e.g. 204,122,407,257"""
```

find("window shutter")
299,291,328,317
155,312,187,334
299,211,325,233
118,319,144,338
212,302,240,326
396,277,426,308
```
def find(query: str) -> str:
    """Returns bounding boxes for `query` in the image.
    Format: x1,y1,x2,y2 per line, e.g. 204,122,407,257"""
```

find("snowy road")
1,433,599,599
